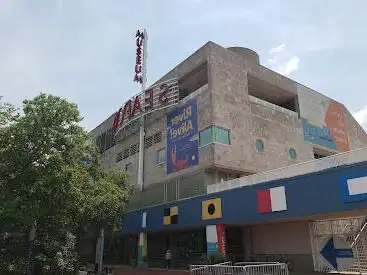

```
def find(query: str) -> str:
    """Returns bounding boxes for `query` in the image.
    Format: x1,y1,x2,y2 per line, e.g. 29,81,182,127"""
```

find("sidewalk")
112,265,189,275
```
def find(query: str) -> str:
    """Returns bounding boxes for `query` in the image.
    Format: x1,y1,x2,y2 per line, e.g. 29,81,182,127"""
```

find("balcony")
207,146,367,194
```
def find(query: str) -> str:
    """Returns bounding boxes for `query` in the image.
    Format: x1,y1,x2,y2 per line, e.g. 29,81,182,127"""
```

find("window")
314,153,325,159
145,136,153,148
215,127,230,145
125,162,133,172
199,127,213,147
115,152,123,162
153,132,162,144
130,144,139,155
157,148,166,164
123,148,130,159
255,139,264,152
199,126,231,147
289,148,297,160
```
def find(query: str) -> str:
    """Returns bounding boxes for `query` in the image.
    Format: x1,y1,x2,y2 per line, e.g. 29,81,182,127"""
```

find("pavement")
111,265,189,275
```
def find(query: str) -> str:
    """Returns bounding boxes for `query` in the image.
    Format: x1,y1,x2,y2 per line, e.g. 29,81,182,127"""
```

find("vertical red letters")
131,96,142,117
158,84,168,104
144,89,154,111
134,30,145,84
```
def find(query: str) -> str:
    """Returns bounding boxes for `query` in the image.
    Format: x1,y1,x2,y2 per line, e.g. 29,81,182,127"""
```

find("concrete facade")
90,41,367,273
89,41,367,195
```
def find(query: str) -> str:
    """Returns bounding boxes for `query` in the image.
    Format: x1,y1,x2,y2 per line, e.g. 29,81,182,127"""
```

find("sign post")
136,29,147,192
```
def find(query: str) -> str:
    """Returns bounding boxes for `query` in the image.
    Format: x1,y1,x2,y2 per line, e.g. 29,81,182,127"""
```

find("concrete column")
243,226,252,260
206,224,226,257
137,232,148,266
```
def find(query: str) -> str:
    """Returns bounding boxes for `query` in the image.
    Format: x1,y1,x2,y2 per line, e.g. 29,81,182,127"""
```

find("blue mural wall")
166,99,199,175
302,118,337,150
122,162,367,233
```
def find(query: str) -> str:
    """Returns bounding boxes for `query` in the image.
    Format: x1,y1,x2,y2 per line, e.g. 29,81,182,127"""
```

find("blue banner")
166,99,199,175
302,118,337,150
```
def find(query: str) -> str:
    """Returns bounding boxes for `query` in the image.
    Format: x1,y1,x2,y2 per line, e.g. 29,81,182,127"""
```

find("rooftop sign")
113,78,179,132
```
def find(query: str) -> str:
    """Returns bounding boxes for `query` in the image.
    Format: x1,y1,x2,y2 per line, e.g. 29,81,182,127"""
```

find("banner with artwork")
166,99,199,175
297,85,350,151
206,224,226,256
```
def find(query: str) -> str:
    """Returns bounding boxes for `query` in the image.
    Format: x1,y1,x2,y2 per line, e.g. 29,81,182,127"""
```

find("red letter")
113,108,122,129
144,89,154,111
136,30,144,39
136,37,143,47
135,65,142,74
158,84,168,104
119,100,132,126
131,96,142,117
136,46,142,57
136,53,142,65
134,74,143,84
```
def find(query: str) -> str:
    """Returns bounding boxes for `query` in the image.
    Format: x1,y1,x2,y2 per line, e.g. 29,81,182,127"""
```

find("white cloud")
353,105,367,130
277,56,300,76
268,43,286,54
267,58,277,64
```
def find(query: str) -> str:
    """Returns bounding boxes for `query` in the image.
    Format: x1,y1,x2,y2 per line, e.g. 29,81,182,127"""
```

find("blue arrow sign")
321,237,353,270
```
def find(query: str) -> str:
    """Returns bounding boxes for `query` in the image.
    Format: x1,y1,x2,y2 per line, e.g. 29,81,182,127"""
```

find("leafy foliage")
0,94,132,274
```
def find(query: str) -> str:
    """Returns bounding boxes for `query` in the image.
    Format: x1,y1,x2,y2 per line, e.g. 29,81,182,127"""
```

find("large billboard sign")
166,98,199,175
113,78,179,131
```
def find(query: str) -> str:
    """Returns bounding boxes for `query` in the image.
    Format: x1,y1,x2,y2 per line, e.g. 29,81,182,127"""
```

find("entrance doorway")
226,226,244,262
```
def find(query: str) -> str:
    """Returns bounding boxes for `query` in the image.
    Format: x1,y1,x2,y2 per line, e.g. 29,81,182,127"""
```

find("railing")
207,147,367,194
249,95,298,117
190,262,289,275
125,170,206,212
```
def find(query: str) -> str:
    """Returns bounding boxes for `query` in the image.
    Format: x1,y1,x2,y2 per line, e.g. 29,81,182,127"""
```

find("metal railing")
190,262,289,275
190,264,245,275
243,263,289,275
125,170,206,211
208,146,367,194
249,95,298,117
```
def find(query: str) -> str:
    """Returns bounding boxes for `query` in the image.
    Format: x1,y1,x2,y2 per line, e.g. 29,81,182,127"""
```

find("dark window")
96,135,102,153
153,132,162,144
115,152,123,162
130,144,138,155
314,153,326,159
125,162,133,172
289,148,297,160
255,139,264,152
123,148,130,159
100,132,107,153
157,148,166,164
145,136,153,148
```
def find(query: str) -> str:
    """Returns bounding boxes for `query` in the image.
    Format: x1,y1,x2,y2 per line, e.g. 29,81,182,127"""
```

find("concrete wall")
247,221,314,272
345,108,367,149
89,41,367,192
208,43,314,174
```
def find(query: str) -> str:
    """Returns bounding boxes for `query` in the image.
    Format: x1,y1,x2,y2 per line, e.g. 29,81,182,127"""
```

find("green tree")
0,94,132,274
0,96,18,127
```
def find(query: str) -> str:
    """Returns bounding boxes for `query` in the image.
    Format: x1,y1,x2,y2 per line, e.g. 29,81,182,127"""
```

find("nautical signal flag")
340,175,367,202
257,186,287,214
163,206,178,225
202,198,222,220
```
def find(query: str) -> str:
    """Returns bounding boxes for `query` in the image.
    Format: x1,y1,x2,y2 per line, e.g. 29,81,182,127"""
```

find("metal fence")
125,171,206,211
242,263,288,275
190,262,289,275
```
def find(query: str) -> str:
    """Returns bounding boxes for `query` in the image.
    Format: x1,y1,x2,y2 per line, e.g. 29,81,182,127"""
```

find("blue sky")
1,0,366,131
